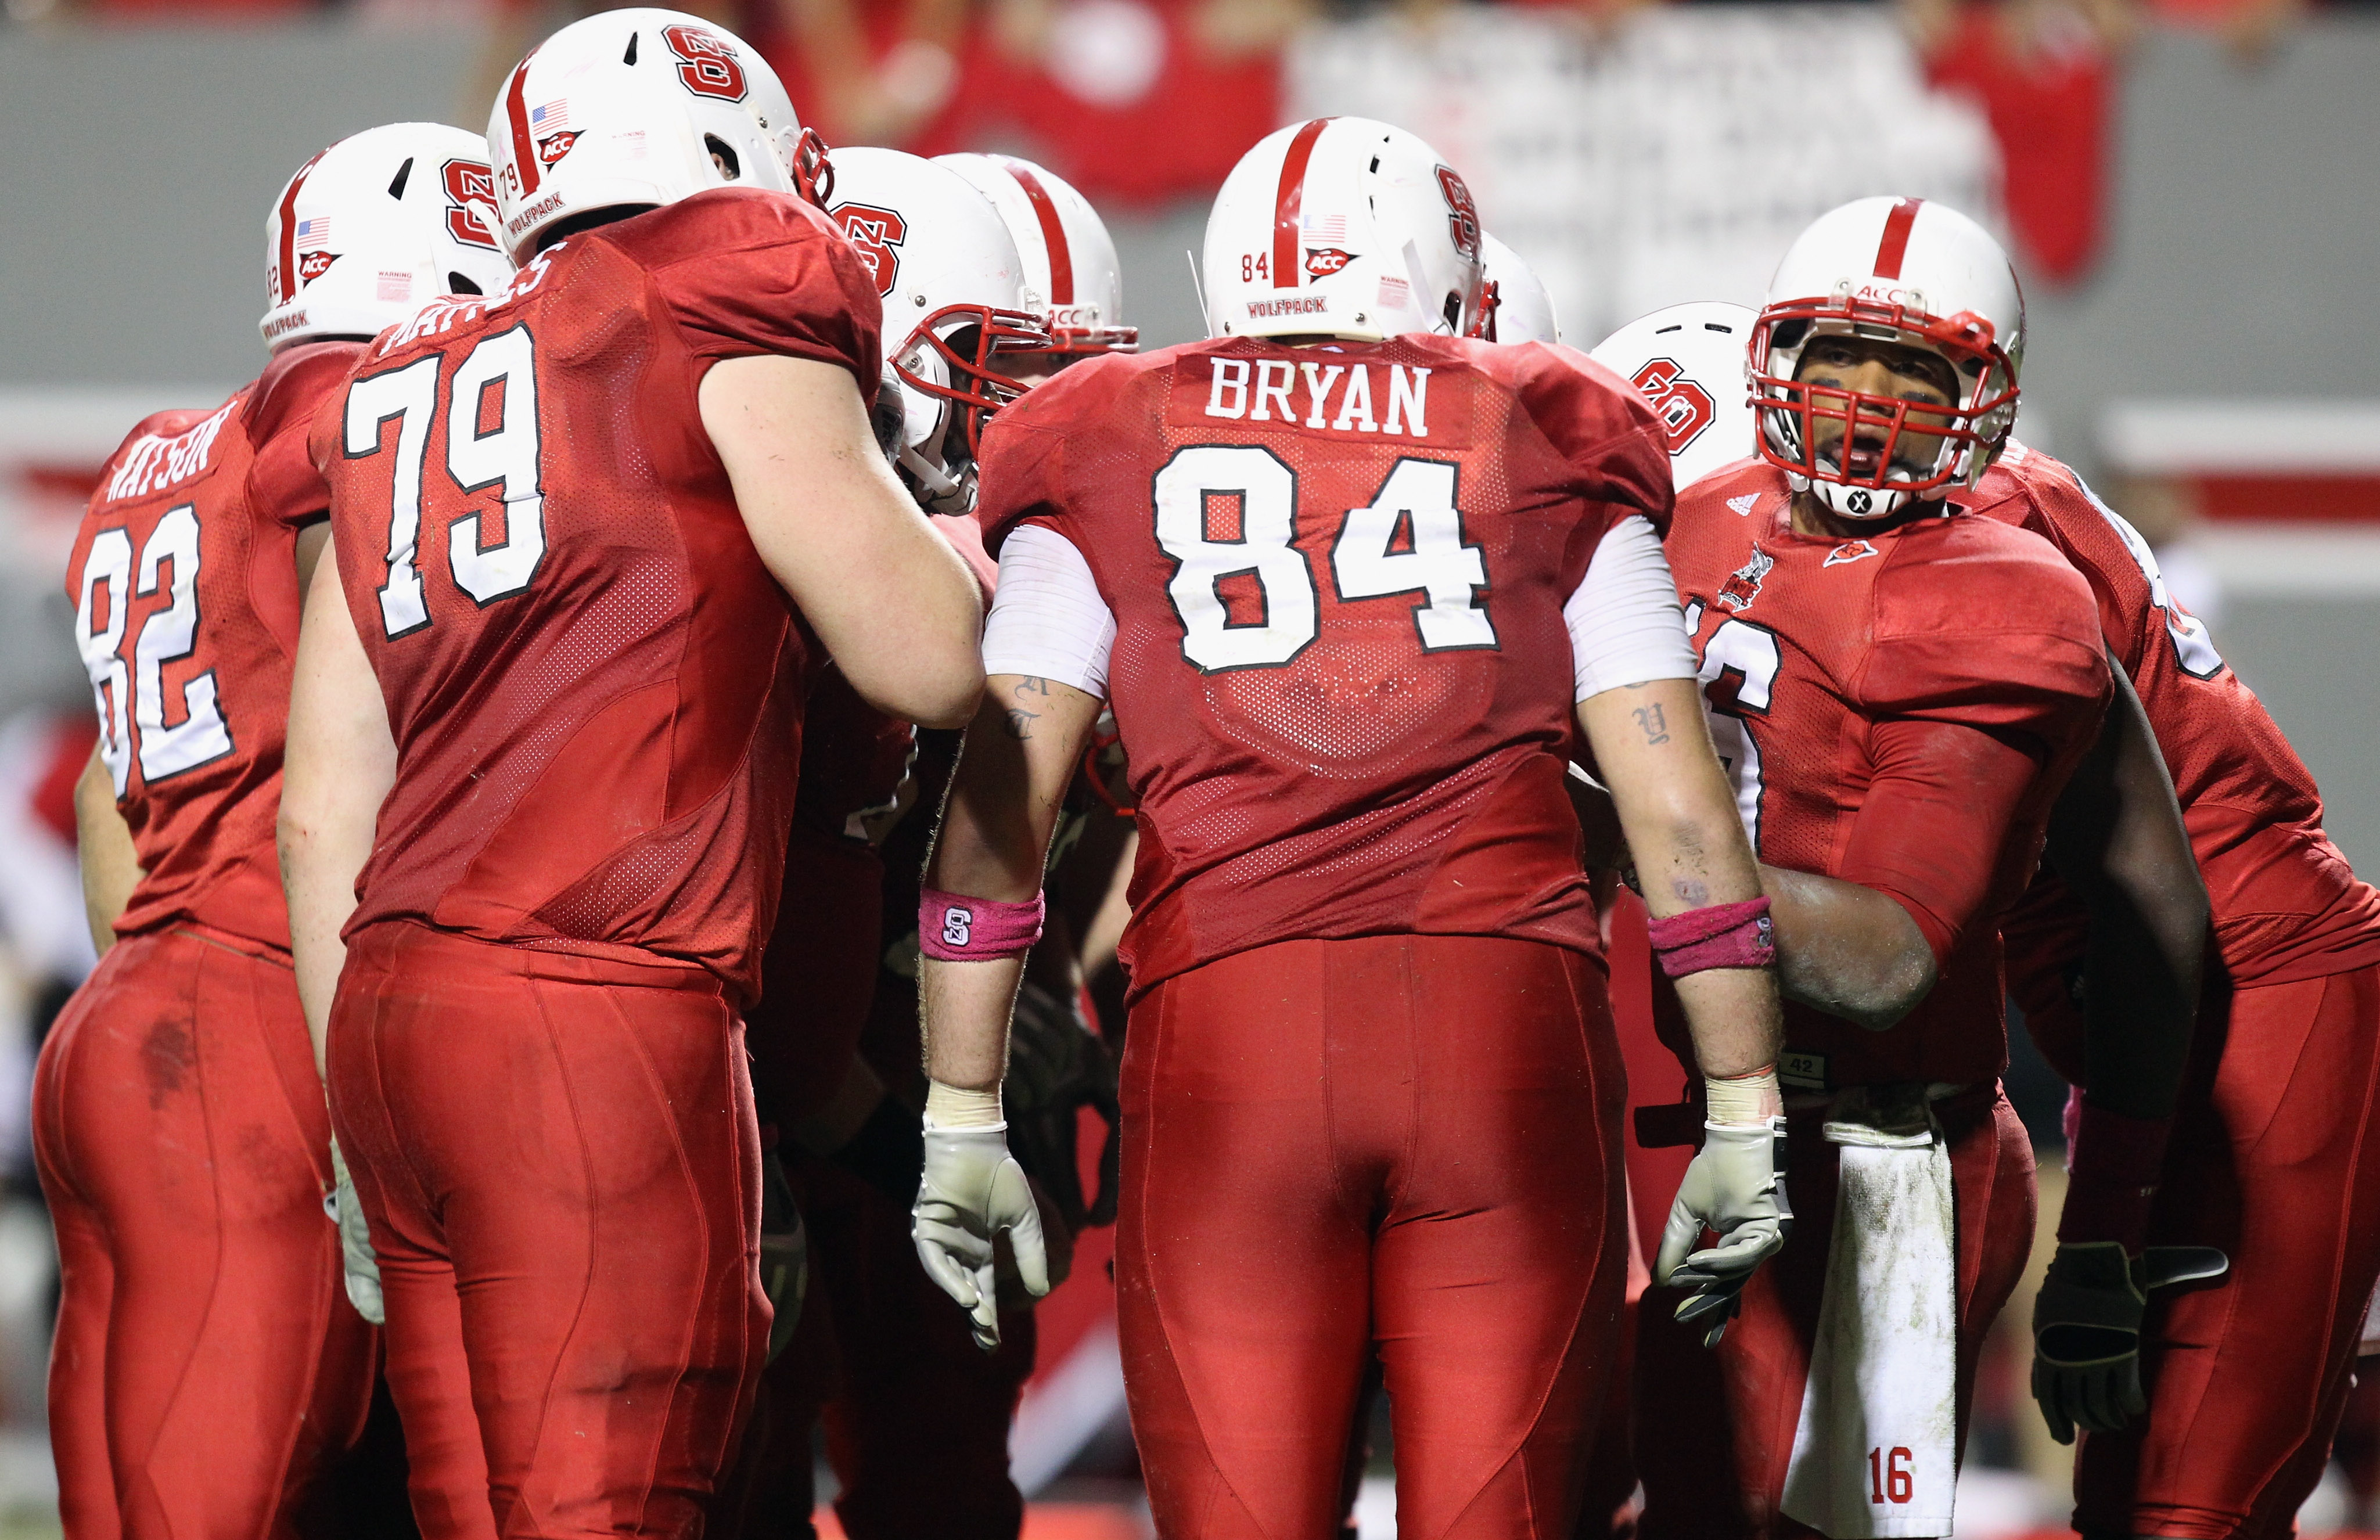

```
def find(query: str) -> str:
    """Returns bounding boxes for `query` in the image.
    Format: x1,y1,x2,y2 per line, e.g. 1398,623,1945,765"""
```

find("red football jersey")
1964,444,2380,1068
66,341,364,952
314,189,881,1005
975,333,1675,998
1664,463,2110,1089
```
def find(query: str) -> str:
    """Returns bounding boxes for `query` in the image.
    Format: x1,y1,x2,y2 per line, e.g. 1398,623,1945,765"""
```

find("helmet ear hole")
387,157,414,200
1442,292,1461,332
447,272,484,296
705,135,741,181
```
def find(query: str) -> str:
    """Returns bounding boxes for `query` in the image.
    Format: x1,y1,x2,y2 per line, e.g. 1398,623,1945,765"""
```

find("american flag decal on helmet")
531,100,570,132
295,217,332,249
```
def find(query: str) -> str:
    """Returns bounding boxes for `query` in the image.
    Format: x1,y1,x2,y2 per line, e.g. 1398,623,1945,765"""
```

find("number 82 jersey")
974,333,1676,999
67,341,365,952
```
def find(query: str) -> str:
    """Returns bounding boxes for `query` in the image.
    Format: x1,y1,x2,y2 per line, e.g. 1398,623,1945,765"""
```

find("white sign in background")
1286,5,2004,349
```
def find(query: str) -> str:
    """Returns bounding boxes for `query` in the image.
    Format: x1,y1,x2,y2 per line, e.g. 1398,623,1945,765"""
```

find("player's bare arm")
701,354,986,729
909,673,1101,1349
72,744,141,959
1581,674,1793,1345
278,539,396,1076
1756,865,1937,1030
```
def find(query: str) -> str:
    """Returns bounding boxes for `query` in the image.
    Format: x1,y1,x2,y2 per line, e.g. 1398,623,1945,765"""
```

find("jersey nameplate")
1167,355,1473,447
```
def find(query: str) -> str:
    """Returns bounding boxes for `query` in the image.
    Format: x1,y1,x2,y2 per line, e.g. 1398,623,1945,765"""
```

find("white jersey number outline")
74,505,238,795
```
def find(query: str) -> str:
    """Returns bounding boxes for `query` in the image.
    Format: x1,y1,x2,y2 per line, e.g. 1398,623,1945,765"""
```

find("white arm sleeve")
1566,514,1699,702
982,524,1116,700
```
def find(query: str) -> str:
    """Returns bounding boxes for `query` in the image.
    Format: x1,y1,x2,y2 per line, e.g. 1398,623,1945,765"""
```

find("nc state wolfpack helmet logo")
1631,359,1719,455
440,160,502,251
663,24,749,102
1716,544,1773,613
1305,247,1354,278
831,203,907,298
1435,167,1481,261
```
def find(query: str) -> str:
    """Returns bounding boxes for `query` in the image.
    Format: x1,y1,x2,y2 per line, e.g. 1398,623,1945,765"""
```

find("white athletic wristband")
923,1080,1005,1130
1705,1067,1784,1127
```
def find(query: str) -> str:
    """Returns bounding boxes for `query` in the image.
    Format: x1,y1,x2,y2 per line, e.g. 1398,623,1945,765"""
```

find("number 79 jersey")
973,333,1675,997
313,189,881,1005
66,341,365,952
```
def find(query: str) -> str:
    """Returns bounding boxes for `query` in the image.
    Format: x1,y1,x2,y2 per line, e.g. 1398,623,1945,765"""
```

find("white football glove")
913,1124,1050,1351
325,1137,386,1326
1656,1116,1791,1348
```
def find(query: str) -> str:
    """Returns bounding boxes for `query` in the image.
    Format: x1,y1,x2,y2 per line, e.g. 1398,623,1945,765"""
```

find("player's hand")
2032,1242,2227,1444
325,1138,386,1326
1656,1117,1791,1348
914,1124,1051,1351
1003,980,1122,1233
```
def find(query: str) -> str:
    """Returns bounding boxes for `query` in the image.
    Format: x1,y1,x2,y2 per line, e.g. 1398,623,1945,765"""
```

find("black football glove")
2032,1241,2228,1444
1002,980,1121,1235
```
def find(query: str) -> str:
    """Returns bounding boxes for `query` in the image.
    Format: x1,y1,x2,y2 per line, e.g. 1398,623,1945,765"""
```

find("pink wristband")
1646,897,1777,977
2058,1099,2172,1252
918,887,1045,962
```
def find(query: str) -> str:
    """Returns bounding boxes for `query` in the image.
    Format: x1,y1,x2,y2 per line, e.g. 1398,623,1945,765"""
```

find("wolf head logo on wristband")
919,887,1045,962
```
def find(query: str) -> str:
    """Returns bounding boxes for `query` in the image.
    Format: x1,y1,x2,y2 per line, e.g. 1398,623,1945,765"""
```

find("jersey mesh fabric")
65,341,362,953
1968,446,2380,1059
315,190,881,1006
975,333,1674,999
1665,463,2109,1088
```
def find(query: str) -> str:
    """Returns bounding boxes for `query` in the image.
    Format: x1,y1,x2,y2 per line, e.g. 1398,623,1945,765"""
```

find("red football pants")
2073,962,2380,1540
328,923,767,1540
34,926,378,1539
1119,935,1627,1540
1634,1086,2036,1540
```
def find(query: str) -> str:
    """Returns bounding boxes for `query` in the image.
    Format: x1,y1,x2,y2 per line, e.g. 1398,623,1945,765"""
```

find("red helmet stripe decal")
275,149,327,305
505,53,542,198
997,157,1073,306
1272,117,1333,289
1873,196,1923,280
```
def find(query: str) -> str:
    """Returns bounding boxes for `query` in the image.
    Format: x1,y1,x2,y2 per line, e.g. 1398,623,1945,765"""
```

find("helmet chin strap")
897,441,977,517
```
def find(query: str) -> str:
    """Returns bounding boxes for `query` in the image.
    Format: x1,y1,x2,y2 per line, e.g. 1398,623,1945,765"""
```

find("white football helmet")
1590,302,1759,491
935,153,1135,357
1752,196,2024,520
825,147,1051,514
260,124,515,352
1469,232,1559,345
484,8,830,261
1200,116,1484,343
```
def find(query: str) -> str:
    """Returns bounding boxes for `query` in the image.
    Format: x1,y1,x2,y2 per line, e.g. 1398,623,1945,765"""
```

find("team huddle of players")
49,5,2380,1539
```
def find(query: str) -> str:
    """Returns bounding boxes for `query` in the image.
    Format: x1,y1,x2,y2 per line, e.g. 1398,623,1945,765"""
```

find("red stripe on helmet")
274,149,326,306
1873,196,1923,280
504,53,541,197
1272,118,1333,289
995,157,1074,306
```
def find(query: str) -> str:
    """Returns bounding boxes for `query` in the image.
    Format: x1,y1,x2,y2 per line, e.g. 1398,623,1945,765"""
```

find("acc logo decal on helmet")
298,250,339,283
832,204,908,297
1304,247,1353,278
536,132,581,166
1435,167,1480,261
663,24,748,102
1632,359,1719,454
1717,544,1773,613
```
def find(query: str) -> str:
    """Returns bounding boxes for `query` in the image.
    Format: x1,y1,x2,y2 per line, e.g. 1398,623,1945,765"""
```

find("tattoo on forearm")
1672,879,1710,908
1002,677,1054,741
1633,703,1671,745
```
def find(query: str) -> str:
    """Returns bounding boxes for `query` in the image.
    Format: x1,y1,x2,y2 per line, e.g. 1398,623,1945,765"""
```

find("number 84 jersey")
67,341,366,953
974,333,1675,999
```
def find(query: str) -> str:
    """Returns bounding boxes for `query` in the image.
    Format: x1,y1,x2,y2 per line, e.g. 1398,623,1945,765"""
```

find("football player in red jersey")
49,123,513,1539
713,146,1076,1540
1969,447,2380,1537
1617,197,2188,1540
276,12,987,1537
914,116,1791,1539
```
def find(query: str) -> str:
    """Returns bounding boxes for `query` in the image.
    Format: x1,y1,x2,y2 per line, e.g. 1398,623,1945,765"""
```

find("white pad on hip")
1780,1119,1958,1539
